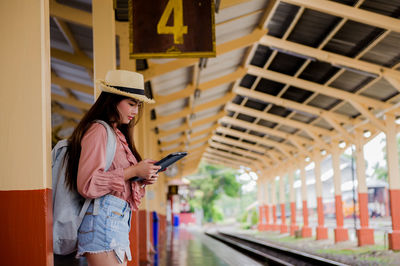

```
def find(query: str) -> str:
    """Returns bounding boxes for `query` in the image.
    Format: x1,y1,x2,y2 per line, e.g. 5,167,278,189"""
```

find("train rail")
205,231,348,266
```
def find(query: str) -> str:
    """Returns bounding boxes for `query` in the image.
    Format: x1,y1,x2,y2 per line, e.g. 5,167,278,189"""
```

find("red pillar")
332,143,348,243
301,200,312,237
300,166,311,238
384,115,400,250
356,193,374,246
316,197,328,240
280,204,288,233
334,196,349,242
128,210,140,266
258,205,264,231
314,155,328,240
138,210,149,264
272,205,278,230
389,189,400,250
264,204,270,230
0,190,53,266
289,202,299,236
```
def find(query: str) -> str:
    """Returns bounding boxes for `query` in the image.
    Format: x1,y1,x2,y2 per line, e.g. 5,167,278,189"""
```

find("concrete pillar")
257,179,265,231
355,131,374,246
300,164,312,237
332,141,349,242
314,152,328,240
263,179,270,230
385,114,400,250
135,103,153,264
0,1,52,265
117,22,140,266
93,0,116,97
271,178,278,231
288,170,298,236
279,175,288,233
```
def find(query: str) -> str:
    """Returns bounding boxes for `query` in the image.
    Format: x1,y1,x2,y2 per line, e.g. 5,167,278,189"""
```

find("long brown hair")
64,91,143,192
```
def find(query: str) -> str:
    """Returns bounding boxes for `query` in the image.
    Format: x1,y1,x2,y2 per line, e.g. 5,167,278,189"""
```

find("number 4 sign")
129,0,216,58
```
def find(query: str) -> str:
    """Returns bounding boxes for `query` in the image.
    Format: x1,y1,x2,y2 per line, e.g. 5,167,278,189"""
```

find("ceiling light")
305,156,310,162
363,130,371,138
339,141,346,149
321,149,327,155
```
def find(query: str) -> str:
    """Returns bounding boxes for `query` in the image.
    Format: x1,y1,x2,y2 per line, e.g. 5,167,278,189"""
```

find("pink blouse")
77,123,145,210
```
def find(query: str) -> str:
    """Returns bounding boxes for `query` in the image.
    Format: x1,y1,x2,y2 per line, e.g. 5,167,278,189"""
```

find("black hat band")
110,85,145,95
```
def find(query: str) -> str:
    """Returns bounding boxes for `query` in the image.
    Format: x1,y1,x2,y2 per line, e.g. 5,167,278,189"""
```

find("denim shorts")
76,194,132,264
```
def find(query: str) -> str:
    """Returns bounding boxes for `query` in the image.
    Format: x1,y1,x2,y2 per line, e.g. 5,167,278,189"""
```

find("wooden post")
331,141,349,243
314,152,328,240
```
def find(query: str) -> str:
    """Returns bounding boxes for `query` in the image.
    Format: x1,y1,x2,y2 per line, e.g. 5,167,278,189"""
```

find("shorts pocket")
78,213,94,245
105,206,130,247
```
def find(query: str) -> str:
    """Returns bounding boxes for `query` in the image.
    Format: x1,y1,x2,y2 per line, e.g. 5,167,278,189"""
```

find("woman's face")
117,98,141,124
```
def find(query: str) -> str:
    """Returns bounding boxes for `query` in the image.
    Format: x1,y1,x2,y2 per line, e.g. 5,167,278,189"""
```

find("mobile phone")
131,152,188,182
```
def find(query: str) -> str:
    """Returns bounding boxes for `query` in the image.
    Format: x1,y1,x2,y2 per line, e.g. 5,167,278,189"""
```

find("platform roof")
50,0,400,178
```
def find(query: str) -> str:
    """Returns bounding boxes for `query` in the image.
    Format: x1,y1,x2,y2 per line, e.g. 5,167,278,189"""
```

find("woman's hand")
141,174,159,185
124,159,161,181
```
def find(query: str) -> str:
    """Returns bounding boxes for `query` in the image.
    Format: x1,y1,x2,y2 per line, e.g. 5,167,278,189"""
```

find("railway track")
205,231,349,266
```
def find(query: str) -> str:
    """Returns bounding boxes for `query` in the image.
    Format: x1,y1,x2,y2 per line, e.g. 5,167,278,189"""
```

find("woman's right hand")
124,159,161,181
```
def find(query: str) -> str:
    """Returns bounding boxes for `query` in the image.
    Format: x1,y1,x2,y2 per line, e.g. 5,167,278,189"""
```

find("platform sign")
129,0,216,58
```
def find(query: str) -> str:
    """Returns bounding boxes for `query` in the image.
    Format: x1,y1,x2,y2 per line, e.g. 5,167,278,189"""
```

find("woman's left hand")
141,174,158,185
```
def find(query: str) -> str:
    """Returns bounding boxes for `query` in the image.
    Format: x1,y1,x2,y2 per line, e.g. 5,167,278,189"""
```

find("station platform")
156,225,261,266
54,225,261,266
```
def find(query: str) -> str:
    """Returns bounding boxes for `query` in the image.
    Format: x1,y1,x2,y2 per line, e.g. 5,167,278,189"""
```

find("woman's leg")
86,252,127,266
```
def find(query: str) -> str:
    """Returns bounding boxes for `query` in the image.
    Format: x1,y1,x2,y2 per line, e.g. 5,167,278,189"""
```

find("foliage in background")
188,163,240,222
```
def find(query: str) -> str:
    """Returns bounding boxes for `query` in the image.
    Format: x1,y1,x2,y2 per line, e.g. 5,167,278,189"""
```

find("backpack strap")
94,120,117,171
81,120,118,216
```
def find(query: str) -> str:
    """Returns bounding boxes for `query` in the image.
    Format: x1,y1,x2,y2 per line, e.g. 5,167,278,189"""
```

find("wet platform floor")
155,226,262,266
54,226,262,266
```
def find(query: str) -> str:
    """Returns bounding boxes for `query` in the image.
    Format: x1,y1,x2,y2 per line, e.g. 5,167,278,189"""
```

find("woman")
64,69,161,265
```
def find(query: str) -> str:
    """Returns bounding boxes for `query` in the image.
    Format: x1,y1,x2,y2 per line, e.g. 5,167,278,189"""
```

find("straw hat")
97,70,155,103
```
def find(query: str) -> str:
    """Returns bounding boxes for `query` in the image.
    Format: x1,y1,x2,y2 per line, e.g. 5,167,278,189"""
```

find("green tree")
188,163,240,222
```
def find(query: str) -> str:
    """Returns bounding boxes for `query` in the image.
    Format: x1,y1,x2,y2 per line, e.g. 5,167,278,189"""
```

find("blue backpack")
52,120,116,255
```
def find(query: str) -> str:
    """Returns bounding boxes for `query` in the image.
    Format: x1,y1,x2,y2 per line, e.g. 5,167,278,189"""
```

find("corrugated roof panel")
267,2,300,38
288,9,340,48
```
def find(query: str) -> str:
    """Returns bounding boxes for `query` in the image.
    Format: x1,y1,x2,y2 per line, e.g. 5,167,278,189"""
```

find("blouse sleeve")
77,123,125,199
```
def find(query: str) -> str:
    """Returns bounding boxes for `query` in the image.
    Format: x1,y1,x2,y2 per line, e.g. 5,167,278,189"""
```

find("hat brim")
97,80,155,104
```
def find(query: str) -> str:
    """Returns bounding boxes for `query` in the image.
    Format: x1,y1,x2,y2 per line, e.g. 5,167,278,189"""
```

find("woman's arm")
77,123,125,199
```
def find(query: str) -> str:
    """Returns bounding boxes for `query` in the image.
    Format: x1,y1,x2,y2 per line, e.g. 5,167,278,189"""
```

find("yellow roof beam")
211,135,266,154
226,102,335,138
248,66,391,110
51,48,93,69
205,148,253,165
152,93,233,128
282,0,400,33
50,0,92,28
234,86,354,125
51,74,93,95
216,126,294,158
260,35,400,82
52,93,92,110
